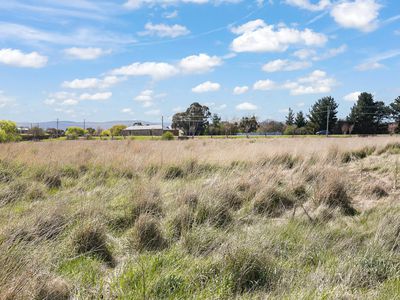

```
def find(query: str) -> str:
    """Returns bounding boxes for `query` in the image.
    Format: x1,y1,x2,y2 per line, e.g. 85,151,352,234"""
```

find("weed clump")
222,248,278,293
179,192,199,209
168,206,195,239
253,187,294,217
70,222,113,264
369,185,389,198
130,214,166,251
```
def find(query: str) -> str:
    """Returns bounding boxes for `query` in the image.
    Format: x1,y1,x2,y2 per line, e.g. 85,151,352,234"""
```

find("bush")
130,214,166,251
253,187,294,217
161,131,175,140
222,248,278,293
70,223,113,264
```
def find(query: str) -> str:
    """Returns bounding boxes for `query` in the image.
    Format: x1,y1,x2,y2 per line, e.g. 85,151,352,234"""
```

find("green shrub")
161,131,175,140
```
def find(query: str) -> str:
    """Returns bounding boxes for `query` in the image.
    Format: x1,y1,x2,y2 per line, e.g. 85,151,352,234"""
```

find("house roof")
124,124,168,130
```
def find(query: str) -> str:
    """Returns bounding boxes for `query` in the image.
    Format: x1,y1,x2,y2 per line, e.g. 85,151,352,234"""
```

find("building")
122,123,179,136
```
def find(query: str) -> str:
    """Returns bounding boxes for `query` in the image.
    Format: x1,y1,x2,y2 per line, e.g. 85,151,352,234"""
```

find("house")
122,122,179,136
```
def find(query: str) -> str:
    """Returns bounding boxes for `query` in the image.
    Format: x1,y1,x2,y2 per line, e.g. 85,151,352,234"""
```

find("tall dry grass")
0,137,399,299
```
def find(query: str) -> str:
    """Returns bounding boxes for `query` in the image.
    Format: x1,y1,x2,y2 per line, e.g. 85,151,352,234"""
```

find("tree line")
172,93,400,135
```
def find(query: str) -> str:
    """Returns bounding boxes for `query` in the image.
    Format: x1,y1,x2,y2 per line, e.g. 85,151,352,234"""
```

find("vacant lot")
0,137,399,299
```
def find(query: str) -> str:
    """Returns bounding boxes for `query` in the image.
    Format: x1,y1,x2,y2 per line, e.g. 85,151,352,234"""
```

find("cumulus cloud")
64,47,111,60
111,62,179,80
233,86,249,95
140,22,190,38
282,70,336,95
230,19,327,53
179,53,222,73
262,59,311,72
62,76,123,89
135,90,155,107
343,91,361,102
331,0,381,32
285,0,331,11
236,102,258,111
79,92,112,101
121,108,134,115
192,81,221,93
0,48,47,68
253,79,276,91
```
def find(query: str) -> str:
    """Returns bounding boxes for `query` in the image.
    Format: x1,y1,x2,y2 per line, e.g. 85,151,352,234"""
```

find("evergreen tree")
390,96,400,122
239,116,259,133
172,102,211,135
308,96,338,132
295,111,307,128
285,108,295,126
348,93,389,134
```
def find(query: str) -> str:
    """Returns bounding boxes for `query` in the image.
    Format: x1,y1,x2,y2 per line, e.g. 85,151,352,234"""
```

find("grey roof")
124,124,166,130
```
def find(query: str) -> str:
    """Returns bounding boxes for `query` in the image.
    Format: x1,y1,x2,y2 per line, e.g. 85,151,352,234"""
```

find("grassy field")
0,137,399,299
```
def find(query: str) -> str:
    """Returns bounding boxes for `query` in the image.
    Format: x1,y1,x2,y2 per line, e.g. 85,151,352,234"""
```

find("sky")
0,0,399,123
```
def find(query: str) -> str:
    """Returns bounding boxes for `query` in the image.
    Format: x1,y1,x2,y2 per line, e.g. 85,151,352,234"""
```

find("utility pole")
83,119,86,131
56,118,59,138
326,106,330,137
161,116,164,135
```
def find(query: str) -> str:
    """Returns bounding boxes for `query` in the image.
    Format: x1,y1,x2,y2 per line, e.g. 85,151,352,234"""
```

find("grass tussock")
70,222,113,265
253,186,294,217
130,214,166,251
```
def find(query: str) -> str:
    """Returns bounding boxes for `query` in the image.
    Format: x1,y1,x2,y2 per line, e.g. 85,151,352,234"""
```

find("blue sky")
0,0,399,123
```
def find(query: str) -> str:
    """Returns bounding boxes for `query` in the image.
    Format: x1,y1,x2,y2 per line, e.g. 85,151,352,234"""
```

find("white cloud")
355,50,400,71
64,47,110,60
179,53,222,73
0,91,13,108
80,92,112,101
121,108,134,115
124,0,240,10
0,22,136,47
296,102,305,107
285,0,330,11
140,22,190,38
163,10,178,19
253,79,276,91
0,48,47,68
236,102,258,111
192,81,221,93
233,86,249,95
262,59,311,72
395,29,400,35
282,70,336,95
231,19,327,53
145,109,161,116
343,91,361,102
293,48,316,60
111,62,179,80
135,89,154,107
62,76,123,89
62,99,79,106
331,0,381,32
355,61,384,71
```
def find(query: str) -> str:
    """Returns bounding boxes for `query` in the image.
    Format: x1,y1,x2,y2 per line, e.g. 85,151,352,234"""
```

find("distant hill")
17,120,160,131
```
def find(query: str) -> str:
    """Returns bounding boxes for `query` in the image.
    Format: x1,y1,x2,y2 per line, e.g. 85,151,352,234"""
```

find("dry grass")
0,136,400,299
